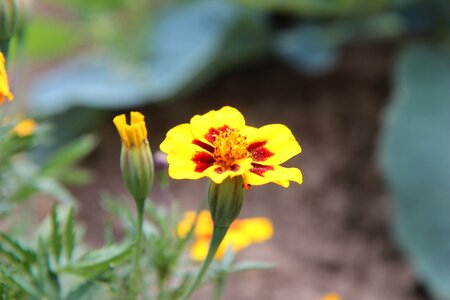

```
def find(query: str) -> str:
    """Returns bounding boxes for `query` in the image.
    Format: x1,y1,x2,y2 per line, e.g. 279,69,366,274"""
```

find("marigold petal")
216,231,251,258
245,165,302,187
201,158,253,184
191,238,210,262
0,52,13,103
237,218,274,242
190,106,246,144
160,123,194,153
177,210,213,239
165,143,210,179
195,211,214,237
177,211,197,238
249,124,301,165
113,112,147,148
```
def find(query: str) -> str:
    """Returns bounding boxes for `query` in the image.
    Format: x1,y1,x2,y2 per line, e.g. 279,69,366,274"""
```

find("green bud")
0,0,19,41
120,142,154,202
208,176,245,228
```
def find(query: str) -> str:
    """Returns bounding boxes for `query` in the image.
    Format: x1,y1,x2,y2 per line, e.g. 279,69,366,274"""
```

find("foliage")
0,116,96,213
379,43,450,299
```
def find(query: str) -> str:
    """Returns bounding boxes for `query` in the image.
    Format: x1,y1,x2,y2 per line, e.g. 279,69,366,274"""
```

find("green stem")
130,198,145,299
213,275,226,300
180,226,229,300
0,39,10,60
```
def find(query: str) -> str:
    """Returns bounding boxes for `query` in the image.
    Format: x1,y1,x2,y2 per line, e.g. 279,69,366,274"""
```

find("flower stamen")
212,127,249,170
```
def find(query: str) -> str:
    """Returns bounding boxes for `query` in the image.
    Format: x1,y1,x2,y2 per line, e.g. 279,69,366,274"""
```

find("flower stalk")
180,225,228,300
113,111,154,299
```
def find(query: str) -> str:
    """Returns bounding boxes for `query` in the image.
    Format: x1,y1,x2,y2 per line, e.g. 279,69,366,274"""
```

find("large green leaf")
378,43,450,299
28,0,270,114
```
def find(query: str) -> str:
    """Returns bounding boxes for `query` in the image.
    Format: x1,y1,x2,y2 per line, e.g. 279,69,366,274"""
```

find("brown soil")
72,42,429,300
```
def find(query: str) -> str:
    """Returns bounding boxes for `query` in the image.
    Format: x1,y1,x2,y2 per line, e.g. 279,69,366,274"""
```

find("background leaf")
378,43,450,299
28,0,270,114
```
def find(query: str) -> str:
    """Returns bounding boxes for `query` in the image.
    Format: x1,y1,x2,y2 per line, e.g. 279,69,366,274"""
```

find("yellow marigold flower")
178,210,273,262
12,119,36,137
160,106,302,189
0,52,13,105
322,293,341,300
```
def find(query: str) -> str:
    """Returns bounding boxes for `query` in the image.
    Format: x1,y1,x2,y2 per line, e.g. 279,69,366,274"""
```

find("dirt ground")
72,42,430,300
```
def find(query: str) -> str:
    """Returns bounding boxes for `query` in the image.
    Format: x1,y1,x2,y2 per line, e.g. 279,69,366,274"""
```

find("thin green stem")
213,275,226,300
129,198,145,300
180,226,229,300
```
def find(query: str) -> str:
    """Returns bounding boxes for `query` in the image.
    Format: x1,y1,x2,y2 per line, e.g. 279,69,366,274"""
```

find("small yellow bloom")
113,111,154,201
160,106,302,189
12,119,36,137
113,111,148,148
0,52,14,105
178,210,273,262
322,293,341,300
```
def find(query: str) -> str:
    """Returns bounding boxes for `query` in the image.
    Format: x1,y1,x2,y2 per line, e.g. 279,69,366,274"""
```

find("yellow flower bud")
113,112,154,202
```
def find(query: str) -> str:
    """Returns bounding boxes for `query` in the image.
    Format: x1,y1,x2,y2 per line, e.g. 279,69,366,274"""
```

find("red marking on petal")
204,125,229,144
250,163,274,176
192,152,215,173
192,139,214,153
247,141,274,162
215,166,224,174
231,164,240,172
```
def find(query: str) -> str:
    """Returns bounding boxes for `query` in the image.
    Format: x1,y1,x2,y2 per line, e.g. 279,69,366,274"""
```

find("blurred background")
4,0,450,299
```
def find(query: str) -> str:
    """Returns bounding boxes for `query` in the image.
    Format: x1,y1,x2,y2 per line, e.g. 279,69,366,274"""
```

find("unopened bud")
208,176,244,228
0,0,19,41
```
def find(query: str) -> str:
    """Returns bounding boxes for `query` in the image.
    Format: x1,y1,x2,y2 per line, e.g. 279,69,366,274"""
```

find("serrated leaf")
378,43,450,300
60,242,133,277
36,239,60,299
63,207,76,262
0,268,42,299
50,206,63,266
0,233,36,263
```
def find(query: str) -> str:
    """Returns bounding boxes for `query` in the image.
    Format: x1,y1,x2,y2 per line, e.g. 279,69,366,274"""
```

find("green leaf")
378,43,450,300
0,233,36,263
36,239,60,299
50,205,63,266
65,280,103,300
29,0,271,114
63,207,76,262
60,242,133,277
0,268,42,299
40,134,97,177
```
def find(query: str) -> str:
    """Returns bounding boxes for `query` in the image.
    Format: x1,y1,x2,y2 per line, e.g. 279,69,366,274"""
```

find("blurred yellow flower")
322,293,341,300
0,52,13,105
12,119,36,137
160,106,302,189
178,210,273,261
113,111,148,148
